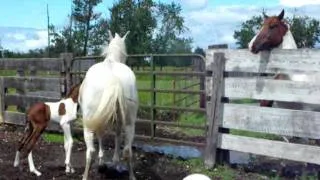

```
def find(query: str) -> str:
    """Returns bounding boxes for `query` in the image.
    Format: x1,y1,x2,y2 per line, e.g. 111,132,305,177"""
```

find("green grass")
43,133,65,143
42,132,81,143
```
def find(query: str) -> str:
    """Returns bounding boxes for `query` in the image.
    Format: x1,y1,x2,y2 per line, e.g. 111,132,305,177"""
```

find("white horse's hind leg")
112,123,121,164
62,123,75,173
123,102,137,180
97,132,104,165
124,124,135,180
82,128,95,180
28,151,42,176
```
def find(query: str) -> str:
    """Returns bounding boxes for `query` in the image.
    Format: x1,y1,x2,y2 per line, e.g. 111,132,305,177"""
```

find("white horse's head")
102,30,130,63
248,9,297,54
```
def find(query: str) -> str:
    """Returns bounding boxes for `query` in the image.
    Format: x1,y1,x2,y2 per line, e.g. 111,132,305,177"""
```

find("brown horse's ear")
263,11,269,19
278,9,285,20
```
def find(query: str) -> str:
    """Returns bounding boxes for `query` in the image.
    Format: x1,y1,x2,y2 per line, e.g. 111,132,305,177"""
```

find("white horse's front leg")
62,123,75,173
28,151,42,176
83,128,95,180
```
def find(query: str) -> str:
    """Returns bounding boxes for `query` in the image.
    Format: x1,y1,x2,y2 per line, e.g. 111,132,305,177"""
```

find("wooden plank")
0,78,4,123
225,77,320,104
3,76,62,92
206,49,320,73
4,111,62,132
219,133,320,165
4,94,60,107
204,53,226,168
4,111,25,125
0,58,63,71
223,104,320,139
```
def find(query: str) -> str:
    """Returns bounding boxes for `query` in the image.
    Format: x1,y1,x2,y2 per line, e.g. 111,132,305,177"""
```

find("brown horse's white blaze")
13,82,82,176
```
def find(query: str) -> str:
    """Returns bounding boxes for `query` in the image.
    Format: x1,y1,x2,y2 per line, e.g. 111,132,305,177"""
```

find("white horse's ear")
115,33,120,38
108,30,113,41
122,31,130,40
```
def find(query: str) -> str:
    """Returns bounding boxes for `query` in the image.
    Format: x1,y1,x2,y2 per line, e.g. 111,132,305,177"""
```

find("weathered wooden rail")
0,53,72,131
0,53,207,146
204,49,320,168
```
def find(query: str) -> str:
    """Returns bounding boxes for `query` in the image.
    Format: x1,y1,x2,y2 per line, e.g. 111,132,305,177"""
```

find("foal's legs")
27,151,42,176
61,123,74,173
82,128,95,180
14,122,33,167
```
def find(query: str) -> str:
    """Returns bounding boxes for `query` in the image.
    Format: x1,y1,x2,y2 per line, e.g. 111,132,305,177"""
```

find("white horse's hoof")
66,167,75,174
31,170,42,176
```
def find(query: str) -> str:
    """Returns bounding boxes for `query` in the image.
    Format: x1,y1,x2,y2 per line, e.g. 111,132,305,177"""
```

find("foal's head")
66,82,82,103
249,10,288,54
102,30,130,63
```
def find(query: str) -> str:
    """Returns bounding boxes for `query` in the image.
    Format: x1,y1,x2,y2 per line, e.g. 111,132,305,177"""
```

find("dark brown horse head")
250,9,288,54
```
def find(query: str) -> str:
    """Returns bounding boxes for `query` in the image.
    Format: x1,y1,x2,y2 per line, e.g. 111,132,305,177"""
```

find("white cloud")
0,27,48,52
24,31,48,50
6,33,27,41
181,4,320,49
182,5,262,49
280,0,320,7
178,0,208,10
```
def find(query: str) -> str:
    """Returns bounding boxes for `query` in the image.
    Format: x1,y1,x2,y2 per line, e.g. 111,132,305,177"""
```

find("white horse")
248,9,320,143
78,30,138,180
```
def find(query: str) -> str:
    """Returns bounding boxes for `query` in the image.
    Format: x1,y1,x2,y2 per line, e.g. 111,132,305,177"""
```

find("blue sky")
0,0,320,52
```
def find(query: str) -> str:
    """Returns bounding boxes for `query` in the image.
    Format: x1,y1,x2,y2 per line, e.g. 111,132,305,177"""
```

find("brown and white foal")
13,83,81,176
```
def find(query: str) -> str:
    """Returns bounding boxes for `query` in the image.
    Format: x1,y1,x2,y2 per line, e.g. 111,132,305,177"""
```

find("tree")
233,13,320,49
194,47,205,57
233,16,263,49
72,0,102,55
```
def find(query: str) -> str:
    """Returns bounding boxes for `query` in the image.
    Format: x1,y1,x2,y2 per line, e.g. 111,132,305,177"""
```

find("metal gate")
70,54,206,146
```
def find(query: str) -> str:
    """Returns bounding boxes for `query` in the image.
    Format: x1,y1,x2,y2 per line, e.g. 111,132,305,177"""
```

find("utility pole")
47,4,50,57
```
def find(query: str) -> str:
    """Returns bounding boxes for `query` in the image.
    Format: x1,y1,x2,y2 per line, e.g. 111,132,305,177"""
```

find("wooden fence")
0,53,73,131
3,50,320,168
0,53,207,146
204,49,320,168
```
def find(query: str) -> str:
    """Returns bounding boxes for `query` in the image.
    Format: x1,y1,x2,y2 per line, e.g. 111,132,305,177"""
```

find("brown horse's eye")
269,24,278,29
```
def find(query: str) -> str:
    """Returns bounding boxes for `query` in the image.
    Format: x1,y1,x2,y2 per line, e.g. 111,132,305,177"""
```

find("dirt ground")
0,124,189,180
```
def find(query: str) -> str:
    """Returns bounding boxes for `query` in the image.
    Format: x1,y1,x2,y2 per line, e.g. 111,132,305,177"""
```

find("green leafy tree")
72,0,102,55
233,16,263,49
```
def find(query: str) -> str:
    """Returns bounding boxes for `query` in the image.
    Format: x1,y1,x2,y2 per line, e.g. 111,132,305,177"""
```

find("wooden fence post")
204,52,226,168
60,53,73,96
16,68,26,112
0,77,4,123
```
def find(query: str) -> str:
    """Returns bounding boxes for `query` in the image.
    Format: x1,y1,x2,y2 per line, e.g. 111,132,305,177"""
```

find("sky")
0,0,320,52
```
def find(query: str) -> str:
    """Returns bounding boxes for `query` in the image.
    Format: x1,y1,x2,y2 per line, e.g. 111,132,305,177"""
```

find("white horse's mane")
101,31,130,63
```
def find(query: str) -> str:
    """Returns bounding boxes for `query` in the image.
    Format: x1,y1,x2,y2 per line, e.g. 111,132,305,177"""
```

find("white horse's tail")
83,77,126,132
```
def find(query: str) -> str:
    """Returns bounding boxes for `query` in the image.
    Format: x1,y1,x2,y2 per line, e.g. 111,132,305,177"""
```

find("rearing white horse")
78,30,138,180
